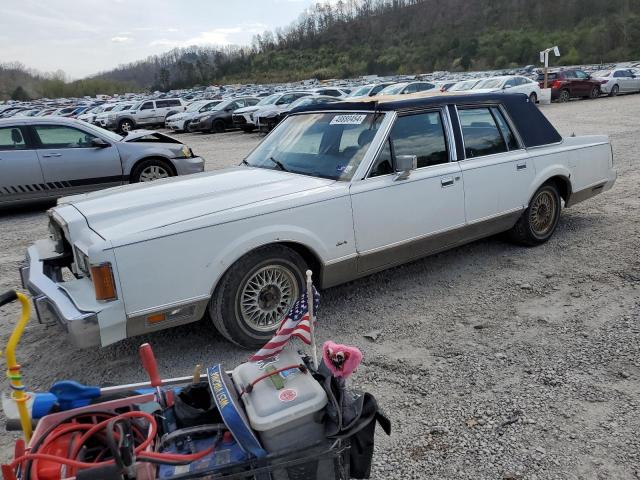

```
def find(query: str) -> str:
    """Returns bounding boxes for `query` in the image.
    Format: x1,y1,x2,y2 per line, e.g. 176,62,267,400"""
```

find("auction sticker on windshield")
330,114,367,125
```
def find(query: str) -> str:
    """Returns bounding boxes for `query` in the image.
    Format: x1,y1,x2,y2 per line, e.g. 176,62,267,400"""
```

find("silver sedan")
0,117,204,206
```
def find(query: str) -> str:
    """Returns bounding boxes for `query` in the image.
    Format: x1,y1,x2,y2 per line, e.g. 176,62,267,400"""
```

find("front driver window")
141,102,154,110
34,125,97,149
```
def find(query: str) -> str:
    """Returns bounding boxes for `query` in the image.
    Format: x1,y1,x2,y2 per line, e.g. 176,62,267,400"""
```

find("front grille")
233,115,247,125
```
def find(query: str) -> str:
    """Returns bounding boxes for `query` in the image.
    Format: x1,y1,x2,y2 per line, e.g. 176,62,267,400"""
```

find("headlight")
181,145,192,158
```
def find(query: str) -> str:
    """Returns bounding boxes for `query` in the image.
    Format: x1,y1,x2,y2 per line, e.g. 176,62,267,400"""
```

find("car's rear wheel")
208,245,307,348
558,89,570,103
130,158,174,183
589,86,601,99
528,92,537,104
508,183,561,246
119,119,134,133
609,84,619,97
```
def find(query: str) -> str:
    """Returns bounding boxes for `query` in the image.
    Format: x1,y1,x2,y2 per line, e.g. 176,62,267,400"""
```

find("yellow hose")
3,292,32,441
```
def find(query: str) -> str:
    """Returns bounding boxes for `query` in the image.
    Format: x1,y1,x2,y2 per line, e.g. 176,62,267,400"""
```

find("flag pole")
306,269,319,369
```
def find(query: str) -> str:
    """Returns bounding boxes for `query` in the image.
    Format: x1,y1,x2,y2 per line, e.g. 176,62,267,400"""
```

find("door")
574,70,592,95
350,110,466,273
137,101,156,125
456,106,534,224
614,70,634,92
0,125,48,204
32,124,123,195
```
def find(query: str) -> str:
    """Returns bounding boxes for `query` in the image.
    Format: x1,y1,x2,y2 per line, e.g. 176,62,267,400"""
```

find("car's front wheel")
130,158,174,183
209,245,307,348
119,119,135,133
528,92,537,104
508,183,561,246
589,86,601,99
609,85,619,97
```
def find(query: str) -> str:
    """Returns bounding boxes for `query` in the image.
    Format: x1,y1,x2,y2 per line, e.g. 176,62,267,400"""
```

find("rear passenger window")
490,107,519,150
458,107,508,158
390,111,448,168
0,127,27,151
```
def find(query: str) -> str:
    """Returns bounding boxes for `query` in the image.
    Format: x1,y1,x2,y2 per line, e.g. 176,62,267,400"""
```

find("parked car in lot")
232,92,310,132
378,81,436,96
188,97,260,133
165,100,222,132
448,79,482,92
115,98,187,133
0,117,203,207
590,68,640,96
21,93,616,349
255,95,341,132
95,102,133,130
471,76,541,103
536,69,602,102
347,82,396,99
77,105,107,125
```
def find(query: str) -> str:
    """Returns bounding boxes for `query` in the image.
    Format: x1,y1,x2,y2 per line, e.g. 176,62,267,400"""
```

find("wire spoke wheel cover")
239,264,299,332
139,165,170,182
529,190,557,237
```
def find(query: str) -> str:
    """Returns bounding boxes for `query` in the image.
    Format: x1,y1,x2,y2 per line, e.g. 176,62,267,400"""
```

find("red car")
536,69,602,102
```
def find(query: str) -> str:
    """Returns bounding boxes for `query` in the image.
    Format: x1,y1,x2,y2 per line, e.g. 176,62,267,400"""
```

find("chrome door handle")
516,163,527,170
441,177,454,187
42,153,62,158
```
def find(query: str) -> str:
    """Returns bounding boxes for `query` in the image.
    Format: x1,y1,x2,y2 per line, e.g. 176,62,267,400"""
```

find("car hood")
256,105,288,117
121,129,161,142
63,167,335,240
469,88,502,93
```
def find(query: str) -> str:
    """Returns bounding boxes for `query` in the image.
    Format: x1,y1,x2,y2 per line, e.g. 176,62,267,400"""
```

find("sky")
1,0,323,79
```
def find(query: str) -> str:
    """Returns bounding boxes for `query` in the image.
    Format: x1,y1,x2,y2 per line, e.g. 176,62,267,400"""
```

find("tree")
11,86,30,101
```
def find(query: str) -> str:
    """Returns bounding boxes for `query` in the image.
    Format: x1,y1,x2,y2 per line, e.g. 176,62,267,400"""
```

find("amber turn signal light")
91,263,117,301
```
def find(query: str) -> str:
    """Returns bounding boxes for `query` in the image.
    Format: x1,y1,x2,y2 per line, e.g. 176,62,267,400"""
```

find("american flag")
249,286,320,362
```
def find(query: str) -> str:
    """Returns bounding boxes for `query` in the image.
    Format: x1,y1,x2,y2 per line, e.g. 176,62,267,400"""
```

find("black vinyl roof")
291,92,562,148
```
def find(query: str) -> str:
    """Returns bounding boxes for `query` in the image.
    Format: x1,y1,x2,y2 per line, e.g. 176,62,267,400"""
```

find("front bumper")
188,119,212,131
20,242,101,348
166,119,186,131
173,155,205,175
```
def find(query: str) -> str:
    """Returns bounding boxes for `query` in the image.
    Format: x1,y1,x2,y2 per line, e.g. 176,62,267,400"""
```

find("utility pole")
540,46,561,89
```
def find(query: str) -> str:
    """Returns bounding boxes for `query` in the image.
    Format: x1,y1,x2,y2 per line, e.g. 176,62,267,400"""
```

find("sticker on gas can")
278,388,298,402
330,114,367,125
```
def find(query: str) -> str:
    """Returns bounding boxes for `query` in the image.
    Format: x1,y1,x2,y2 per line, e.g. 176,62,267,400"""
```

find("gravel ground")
0,96,638,479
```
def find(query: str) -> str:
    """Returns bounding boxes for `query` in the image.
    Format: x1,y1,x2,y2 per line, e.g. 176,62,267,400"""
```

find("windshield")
186,101,206,111
84,123,123,142
349,86,371,97
378,83,407,95
200,100,223,112
475,78,503,89
244,112,383,181
111,104,130,112
449,80,478,91
257,94,280,106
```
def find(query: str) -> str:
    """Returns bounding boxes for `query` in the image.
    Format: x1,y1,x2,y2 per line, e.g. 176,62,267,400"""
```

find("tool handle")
0,290,18,308
139,343,161,387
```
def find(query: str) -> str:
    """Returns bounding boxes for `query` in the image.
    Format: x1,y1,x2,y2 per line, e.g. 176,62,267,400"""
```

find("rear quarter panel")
528,135,612,200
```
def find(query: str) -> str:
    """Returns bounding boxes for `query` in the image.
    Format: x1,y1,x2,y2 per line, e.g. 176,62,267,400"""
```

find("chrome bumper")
20,242,101,348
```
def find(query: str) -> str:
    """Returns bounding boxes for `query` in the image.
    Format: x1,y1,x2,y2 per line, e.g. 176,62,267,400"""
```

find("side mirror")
503,84,512,89
91,137,110,148
224,107,233,112
394,155,417,180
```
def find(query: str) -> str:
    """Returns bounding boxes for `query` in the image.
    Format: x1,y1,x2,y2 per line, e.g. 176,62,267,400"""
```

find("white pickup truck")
21,93,616,349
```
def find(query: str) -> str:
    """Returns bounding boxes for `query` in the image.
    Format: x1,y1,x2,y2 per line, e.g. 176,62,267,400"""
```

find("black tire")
130,158,174,183
208,245,307,348
558,89,570,103
212,119,226,133
528,92,537,104
183,120,191,132
508,183,561,246
609,84,619,97
118,119,135,133
589,86,601,99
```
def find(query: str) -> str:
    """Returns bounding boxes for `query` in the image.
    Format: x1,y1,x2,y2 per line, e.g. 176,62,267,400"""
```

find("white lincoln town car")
21,92,616,349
